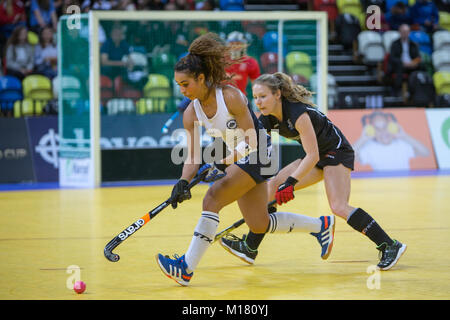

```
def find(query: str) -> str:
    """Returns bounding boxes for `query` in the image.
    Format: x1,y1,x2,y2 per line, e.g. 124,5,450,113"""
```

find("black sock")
245,231,266,251
347,208,393,247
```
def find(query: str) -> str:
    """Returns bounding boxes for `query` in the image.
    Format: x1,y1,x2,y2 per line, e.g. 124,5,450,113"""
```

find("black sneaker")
377,239,407,270
220,234,258,264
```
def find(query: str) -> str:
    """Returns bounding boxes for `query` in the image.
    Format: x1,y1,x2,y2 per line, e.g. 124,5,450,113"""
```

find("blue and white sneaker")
310,215,335,260
155,253,193,286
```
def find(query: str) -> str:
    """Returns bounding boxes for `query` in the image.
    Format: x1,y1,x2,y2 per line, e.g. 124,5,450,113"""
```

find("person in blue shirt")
29,0,58,34
410,0,440,33
100,23,133,82
385,1,412,31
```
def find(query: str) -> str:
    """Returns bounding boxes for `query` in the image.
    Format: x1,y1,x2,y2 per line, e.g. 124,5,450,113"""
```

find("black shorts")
235,135,275,184
315,145,355,171
236,159,275,184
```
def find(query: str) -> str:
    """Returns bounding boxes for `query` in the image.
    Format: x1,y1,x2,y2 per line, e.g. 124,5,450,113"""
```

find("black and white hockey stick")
104,172,207,262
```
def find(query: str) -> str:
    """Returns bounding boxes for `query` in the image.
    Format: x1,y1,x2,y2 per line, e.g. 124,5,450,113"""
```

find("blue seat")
409,31,432,55
262,31,287,55
219,0,244,10
0,76,23,111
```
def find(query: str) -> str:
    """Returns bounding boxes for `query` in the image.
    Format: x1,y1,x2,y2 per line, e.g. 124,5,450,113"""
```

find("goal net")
58,10,328,187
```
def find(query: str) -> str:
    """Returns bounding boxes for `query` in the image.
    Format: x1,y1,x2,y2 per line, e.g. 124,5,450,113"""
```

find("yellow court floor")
0,175,449,300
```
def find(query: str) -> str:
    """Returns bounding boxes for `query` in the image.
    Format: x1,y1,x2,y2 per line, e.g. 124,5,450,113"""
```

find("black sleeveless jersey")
258,99,352,156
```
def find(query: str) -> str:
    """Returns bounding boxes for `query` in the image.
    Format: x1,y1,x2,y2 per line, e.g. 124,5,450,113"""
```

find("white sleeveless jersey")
193,87,247,152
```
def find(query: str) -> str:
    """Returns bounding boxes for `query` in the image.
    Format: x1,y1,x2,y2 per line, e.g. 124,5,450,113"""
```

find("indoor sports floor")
1,173,449,300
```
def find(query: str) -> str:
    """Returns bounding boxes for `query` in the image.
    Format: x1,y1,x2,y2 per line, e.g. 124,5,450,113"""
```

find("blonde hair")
254,72,316,107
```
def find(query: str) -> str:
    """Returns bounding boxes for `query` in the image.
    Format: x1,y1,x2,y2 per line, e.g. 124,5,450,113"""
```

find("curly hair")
254,72,316,107
174,32,233,87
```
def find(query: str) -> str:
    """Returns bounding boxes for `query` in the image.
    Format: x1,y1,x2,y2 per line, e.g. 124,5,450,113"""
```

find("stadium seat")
219,0,244,10
106,98,135,115
336,0,363,19
101,75,114,104
60,75,83,100
141,73,172,113
357,31,385,64
433,30,450,52
409,31,432,55
285,51,313,80
262,31,287,55
136,98,169,114
144,74,171,98
260,52,278,74
125,52,149,85
435,93,450,108
22,74,53,101
241,20,266,39
433,71,450,95
0,75,23,111
310,73,339,109
382,30,400,53
152,53,177,79
439,11,450,31
13,98,44,117
313,0,338,21
433,50,450,72
114,76,142,100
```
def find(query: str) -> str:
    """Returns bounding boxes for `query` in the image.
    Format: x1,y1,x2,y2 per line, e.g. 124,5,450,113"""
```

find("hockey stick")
213,199,277,242
104,171,207,262
161,111,180,134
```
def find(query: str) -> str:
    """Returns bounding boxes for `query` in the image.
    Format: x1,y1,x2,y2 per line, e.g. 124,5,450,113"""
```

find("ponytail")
254,72,316,107
174,32,233,87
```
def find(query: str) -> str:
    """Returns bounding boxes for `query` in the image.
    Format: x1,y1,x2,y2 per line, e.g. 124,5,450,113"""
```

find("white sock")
267,212,322,234
185,211,219,273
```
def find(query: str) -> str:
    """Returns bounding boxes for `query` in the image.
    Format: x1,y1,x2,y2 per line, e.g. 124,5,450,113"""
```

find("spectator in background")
388,24,422,96
81,0,113,10
385,1,412,31
57,0,80,17
115,0,135,10
135,0,150,10
5,25,34,80
100,22,132,81
29,0,58,34
410,0,440,33
0,0,27,38
196,0,216,10
0,0,26,63
34,26,57,79
148,0,165,9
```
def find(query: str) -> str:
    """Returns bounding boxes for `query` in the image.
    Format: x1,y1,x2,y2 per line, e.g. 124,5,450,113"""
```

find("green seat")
433,71,450,95
140,74,172,113
285,51,313,80
152,53,177,79
23,74,53,101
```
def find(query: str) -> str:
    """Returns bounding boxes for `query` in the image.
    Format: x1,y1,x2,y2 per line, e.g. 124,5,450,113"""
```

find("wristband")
285,176,298,186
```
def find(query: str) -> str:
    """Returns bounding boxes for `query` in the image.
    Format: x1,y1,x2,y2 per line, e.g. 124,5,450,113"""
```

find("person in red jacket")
225,31,261,95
